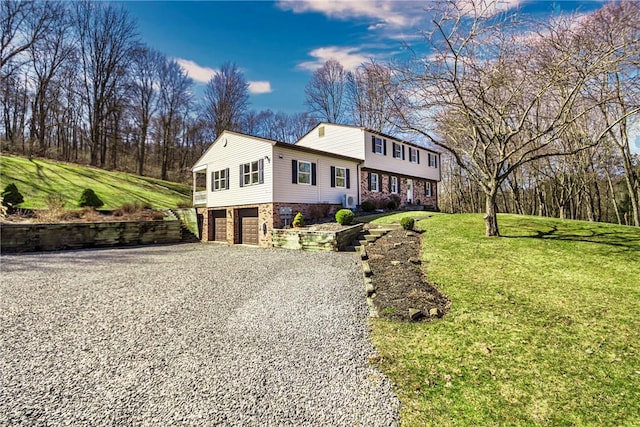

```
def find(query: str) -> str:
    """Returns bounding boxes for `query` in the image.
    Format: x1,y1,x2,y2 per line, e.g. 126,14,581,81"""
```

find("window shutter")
402,145,405,160
330,166,336,187
371,136,376,153
435,155,439,168
311,162,317,186
346,169,350,189
292,160,298,184
225,168,229,190
428,153,431,165
383,139,387,155
368,172,372,191
211,171,215,191
239,165,244,187
258,159,264,184
417,150,420,164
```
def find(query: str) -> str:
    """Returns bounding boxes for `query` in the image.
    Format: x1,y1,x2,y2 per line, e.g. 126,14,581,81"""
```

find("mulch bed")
366,227,450,322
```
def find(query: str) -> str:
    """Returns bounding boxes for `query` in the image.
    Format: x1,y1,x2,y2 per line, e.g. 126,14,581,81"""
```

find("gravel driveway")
0,244,399,426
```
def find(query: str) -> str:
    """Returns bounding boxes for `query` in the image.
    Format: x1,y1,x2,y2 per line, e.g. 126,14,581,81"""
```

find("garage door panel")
214,217,227,241
238,208,259,245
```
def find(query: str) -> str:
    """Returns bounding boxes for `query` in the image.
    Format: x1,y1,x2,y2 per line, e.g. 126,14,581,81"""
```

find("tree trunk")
484,192,499,237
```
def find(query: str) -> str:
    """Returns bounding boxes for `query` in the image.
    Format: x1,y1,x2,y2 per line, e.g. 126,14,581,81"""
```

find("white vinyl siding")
273,146,358,204
296,124,365,159
192,132,273,207
363,131,439,181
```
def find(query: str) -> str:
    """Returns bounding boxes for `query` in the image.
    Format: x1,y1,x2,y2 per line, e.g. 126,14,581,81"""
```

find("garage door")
209,210,227,242
238,208,259,245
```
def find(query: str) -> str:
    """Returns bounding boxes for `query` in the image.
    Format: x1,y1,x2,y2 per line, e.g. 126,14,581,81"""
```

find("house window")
369,173,379,192
372,136,386,155
298,161,311,185
292,160,316,185
409,147,420,163
330,166,350,188
390,176,399,194
428,153,438,168
318,126,325,137
335,167,346,188
240,159,264,187
392,143,405,160
425,181,432,197
212,168,229,191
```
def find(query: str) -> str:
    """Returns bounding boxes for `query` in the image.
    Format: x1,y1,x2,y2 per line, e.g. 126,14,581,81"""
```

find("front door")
407,178,413,204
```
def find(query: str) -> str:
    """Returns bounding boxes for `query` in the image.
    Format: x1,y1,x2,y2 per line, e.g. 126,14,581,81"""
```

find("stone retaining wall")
271,223,363,252
0,220,182,253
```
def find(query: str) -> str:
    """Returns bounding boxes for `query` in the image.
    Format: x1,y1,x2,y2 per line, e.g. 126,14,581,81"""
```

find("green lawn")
370,213,640,426
0,155,191,210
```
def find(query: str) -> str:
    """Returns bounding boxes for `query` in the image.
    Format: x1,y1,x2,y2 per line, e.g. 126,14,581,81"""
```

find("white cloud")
248,81,273,94
277,0,413,28
176,59,216,83
455,0,523,17
298,46,373,72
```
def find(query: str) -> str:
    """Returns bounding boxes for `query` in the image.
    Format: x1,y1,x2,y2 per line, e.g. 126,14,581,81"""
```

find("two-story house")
296,123,441,210
192,123,440,247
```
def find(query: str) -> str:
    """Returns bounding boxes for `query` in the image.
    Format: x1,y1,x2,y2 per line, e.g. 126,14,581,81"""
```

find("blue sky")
122,1,609,113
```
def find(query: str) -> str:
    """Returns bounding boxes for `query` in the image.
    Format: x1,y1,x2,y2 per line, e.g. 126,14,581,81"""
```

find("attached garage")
208,210,227,242
237,208,259,245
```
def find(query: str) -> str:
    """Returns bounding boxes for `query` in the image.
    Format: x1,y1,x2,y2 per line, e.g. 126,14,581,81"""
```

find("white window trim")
426,182,432,197
298,160,312,185
370,173,380,192
390,176,398,194
374,137,384,155
393,143,401,159
242,161,261,186
334,166,346,188
213,169,227,191
410,148,419,163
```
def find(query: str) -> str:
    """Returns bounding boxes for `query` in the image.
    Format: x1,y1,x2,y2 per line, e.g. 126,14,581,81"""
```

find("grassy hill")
0,155,191,210
370,213,640,426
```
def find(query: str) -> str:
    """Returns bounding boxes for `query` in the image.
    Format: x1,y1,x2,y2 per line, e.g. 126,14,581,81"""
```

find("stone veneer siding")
197,202,342,248
360,169,438,210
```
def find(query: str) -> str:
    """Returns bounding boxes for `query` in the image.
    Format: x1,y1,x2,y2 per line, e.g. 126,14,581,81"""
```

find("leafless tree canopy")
304,59,347,124
390,0,640,235
203,62,249,140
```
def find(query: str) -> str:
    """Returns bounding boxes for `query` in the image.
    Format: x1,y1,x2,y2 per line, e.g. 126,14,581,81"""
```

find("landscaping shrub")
335,209,355,225
361,200,375,212
45,193,66,210
78,189,104,208
400,216,415,230
113,201,151,216
390,194,401,207
292,212,304,227
387,200,398,210
1,183,24,209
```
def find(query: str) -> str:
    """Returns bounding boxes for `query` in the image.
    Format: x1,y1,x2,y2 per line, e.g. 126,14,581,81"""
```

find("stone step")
364,234,378,243
368,229,388,237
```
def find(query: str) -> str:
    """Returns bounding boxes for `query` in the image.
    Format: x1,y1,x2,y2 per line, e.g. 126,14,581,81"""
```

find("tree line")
1,0,638,231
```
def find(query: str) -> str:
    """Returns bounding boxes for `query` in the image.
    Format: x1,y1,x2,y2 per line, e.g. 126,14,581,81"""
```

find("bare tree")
391,0,640,236
345,62,395,132
129,46,163,176
157,58,192,180
75,0,138,167
1,0,56,74
304,59,347,123
27,1,73,156
203,62,249,139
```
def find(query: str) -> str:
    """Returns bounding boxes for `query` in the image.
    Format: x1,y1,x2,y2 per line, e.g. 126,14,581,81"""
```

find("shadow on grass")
505,225,640,253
